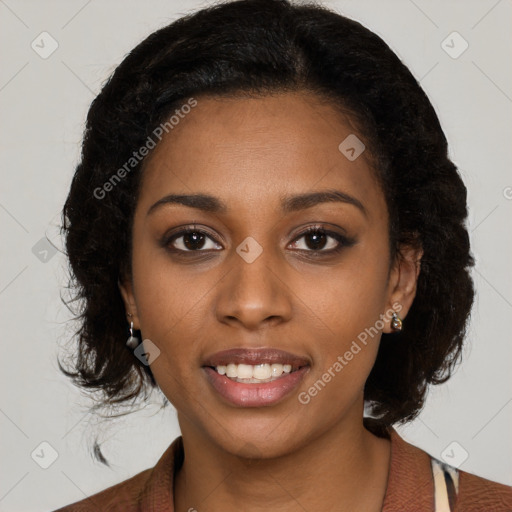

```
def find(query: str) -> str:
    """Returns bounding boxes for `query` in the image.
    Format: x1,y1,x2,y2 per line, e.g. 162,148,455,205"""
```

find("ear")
118,276,141,330
382,243,423,333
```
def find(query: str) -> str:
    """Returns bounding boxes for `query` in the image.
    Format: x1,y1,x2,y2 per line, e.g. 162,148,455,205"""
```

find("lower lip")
203,366,309,407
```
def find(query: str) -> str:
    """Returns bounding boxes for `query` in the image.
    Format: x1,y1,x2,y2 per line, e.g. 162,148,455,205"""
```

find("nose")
214,245,293,331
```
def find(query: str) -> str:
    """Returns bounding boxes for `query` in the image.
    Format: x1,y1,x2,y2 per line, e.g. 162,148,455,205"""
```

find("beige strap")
431,458,459,511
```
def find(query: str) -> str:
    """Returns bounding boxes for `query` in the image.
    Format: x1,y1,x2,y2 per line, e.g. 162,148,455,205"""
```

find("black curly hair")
58,0,475,463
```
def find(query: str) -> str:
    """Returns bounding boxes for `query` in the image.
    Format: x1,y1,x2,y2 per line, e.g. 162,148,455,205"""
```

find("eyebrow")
147,189,367,217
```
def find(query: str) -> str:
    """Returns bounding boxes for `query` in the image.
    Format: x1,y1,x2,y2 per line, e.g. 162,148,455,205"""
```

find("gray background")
0,0,511,510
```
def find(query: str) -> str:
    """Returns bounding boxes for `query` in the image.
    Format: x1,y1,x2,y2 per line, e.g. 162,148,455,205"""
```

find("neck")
173,407,391,512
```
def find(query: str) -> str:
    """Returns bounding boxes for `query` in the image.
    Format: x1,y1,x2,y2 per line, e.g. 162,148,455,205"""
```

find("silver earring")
390,312,403,332
126,321,139,349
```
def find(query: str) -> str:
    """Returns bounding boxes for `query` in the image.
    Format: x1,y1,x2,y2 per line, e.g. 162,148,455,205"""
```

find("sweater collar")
382,427,435,510
141,427,434,511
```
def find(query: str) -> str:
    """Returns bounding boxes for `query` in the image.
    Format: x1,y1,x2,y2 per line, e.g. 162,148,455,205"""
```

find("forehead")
138,92,386,220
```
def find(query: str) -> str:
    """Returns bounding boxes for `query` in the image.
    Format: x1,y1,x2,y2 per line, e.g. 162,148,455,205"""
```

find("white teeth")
226,363,237,378
214,363,294,381
237,364,253,379
271,363,283,378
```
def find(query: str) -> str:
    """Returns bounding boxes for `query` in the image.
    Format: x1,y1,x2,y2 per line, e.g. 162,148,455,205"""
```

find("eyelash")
162,224,355,256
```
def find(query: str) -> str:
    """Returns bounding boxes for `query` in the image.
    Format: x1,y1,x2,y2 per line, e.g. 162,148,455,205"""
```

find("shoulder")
383,427,512,511
51,467,152,512
51,436,183,512
454,467,512,511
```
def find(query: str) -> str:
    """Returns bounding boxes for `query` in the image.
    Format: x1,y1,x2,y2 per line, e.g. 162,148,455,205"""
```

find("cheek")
302,233,390,386
131,251,204,409
311,236,390,336
131,240,203,334
298,264,389,414
130,246,207,384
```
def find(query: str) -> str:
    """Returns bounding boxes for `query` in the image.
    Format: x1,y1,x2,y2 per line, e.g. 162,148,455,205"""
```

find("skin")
119,91,422,511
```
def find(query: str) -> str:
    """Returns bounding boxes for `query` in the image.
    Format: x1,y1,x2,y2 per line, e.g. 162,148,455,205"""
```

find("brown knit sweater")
53,428,512,511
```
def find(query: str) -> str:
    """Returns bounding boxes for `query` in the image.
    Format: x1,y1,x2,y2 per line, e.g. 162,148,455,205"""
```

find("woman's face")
120,92,420,458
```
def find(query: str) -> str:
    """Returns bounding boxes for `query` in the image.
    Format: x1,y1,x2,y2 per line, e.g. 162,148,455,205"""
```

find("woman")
54,0,512,510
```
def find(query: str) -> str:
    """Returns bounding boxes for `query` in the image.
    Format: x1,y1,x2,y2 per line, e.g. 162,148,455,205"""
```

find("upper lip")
202,348,310,368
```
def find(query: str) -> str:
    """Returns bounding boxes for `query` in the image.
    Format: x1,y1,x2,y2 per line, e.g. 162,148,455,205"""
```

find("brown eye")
165,229,222,252
289,226,354,254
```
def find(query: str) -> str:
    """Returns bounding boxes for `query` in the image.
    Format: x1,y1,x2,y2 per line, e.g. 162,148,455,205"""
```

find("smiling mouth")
206,362,306,383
